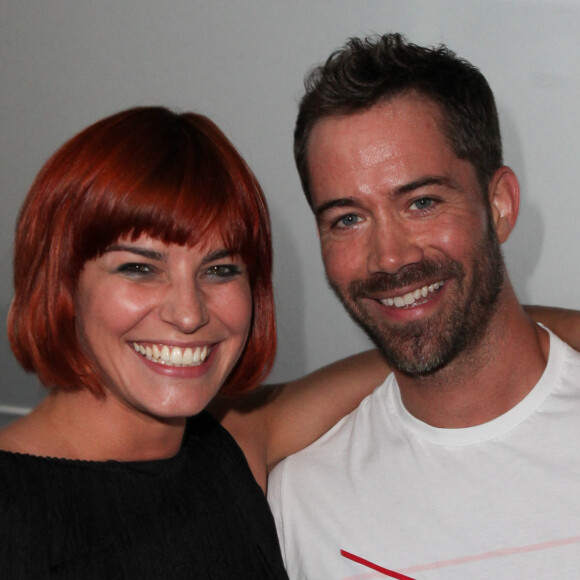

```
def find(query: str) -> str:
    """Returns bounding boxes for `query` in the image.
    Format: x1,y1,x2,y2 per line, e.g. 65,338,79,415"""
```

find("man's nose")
159,282,210,334
366,218,424,275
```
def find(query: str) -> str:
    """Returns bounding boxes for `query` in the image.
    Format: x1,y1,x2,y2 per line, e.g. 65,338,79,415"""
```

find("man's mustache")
348,260,464,299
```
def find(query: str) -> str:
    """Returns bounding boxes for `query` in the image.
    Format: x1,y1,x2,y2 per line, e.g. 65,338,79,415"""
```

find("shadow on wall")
268,208,308,384
498,106,545,305
0,302,44,414
504,202,545,305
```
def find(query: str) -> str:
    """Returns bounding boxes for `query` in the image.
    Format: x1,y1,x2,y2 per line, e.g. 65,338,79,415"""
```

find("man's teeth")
132,343,210,367
381,281,444,308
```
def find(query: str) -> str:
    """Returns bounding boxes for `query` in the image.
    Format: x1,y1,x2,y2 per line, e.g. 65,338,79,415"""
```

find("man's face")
308,95,505,376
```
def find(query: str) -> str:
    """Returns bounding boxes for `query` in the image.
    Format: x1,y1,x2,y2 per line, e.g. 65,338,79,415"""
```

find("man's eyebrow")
394,175,453,196
314,197,362,220
104,244,165,261
315,177,457,219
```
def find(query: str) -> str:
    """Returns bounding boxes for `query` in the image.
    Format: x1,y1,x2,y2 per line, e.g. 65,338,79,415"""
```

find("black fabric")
0,411,288,579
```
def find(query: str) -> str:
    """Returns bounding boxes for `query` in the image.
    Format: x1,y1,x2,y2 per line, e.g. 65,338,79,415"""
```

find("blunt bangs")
73,111,260,270
9,107,275,396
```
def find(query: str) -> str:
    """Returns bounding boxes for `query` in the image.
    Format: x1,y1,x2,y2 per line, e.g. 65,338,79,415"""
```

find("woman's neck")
0,388,186,461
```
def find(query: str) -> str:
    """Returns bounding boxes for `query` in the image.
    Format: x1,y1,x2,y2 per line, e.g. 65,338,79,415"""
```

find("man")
267,34,580,578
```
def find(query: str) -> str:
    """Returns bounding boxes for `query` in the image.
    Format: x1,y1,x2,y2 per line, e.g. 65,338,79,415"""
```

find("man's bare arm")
209,349,388,489
524,305,580,350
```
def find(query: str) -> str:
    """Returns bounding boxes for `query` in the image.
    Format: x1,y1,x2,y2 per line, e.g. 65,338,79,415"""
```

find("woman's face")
75,233,253,420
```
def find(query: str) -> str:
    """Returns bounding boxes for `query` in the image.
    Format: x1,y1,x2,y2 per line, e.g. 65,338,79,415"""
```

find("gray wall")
1,0,579,417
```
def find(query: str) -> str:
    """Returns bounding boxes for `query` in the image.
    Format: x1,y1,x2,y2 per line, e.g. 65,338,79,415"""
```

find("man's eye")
410,198,435,211
334,214,361,228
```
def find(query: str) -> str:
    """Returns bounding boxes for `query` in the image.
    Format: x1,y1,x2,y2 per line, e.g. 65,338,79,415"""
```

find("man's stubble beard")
328,214,505,377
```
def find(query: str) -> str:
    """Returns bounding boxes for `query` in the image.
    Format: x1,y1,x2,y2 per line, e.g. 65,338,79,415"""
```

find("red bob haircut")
8,107,276,397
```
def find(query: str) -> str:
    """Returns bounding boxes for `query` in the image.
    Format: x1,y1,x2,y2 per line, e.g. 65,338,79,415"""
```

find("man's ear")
488,166,520,243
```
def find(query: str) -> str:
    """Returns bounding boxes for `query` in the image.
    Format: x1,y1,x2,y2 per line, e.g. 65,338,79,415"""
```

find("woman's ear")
488,166,520,243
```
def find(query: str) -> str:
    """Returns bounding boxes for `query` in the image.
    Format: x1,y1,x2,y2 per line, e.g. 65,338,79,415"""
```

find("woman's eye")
117,263,154,275
410,197,435,211
205,264,242,278
334,214,361,229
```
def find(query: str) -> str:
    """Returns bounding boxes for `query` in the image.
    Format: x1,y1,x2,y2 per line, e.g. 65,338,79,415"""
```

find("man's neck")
394,291,550,428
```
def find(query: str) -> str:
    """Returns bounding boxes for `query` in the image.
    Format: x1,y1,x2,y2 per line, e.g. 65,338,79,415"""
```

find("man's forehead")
306,95,482,213
307,96,452,188
308,96,446,160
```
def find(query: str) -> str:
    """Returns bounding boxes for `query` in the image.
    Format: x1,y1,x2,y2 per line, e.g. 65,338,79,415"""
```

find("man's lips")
378,281,445,308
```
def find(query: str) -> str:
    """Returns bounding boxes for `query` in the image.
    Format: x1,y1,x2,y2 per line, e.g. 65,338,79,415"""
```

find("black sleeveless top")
0,411,288,579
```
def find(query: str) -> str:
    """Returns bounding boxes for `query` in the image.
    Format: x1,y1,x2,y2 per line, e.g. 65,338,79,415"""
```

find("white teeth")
380,281,444,309
170,347,183,365
182,348,194,365
132,342,210,367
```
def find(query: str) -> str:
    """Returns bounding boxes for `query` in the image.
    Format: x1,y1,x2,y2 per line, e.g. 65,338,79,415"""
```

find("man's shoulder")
549,330,580,398
547,327,580,380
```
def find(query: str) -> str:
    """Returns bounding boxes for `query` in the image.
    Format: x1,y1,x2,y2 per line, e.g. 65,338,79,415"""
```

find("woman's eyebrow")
104,244,165,261
201,249,234,265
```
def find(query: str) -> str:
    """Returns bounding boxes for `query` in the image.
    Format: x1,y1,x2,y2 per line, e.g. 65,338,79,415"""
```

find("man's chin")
376,338,456,377
353,313,460,376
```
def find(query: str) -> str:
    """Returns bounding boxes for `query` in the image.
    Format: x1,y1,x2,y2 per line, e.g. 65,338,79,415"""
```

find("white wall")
1,0,579,413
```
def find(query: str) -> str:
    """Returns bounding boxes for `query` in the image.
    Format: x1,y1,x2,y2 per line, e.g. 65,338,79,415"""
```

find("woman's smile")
132,342,212,367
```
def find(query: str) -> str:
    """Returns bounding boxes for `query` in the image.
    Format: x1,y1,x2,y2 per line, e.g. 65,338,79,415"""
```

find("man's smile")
378,280,445,308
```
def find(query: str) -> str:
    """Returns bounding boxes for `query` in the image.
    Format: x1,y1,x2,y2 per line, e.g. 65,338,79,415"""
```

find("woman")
0,106,577,578
0,106,291,578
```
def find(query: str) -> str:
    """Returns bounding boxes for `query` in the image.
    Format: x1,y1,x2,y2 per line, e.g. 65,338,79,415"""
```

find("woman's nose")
159,283,210,334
